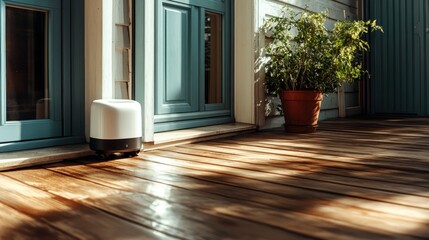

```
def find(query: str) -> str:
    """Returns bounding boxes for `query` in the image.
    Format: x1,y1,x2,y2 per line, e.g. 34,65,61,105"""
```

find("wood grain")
0,117,428,239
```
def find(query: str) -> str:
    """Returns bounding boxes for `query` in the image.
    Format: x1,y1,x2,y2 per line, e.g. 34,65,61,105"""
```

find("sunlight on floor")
146,182,171,199
149,199,171,216
323,196,429,234
2,157,28,162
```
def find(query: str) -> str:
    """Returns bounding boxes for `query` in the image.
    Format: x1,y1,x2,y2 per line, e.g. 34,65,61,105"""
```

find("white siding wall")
257,0,359,128
113,0,132,99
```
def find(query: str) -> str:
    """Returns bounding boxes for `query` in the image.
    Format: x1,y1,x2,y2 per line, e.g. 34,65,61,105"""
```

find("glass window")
6,6,48,121
205,12,222,104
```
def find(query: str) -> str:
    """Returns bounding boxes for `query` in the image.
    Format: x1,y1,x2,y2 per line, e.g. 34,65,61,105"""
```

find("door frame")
0,0,85,152
0,0,63,142
135,0,257,142
133,0,235,142
152,0,233,132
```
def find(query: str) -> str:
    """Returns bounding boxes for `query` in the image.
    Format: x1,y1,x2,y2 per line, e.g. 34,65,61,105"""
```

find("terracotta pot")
280,90,323,133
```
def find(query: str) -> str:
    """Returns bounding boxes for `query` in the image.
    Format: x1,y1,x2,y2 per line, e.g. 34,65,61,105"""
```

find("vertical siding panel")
397,0,404,112
380,0,388,113
405,0,412,112
394,0,400,112
113,0,132,99
420,0,427,115
415,0,422,115
402,0,408,112
368,0,429,116
387,0,392,112
371,0,381,113
387,1,394,112
393,0,400,112
399,0,405,112
408,0,415,113
373,0,380,113
424,0,427,115
413,0,418,114
423,1,429,115
414,0,422,114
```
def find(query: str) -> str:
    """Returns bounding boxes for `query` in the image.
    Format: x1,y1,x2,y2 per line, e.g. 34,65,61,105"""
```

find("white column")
234,0,256,124
134,0,155,143
143,0,155,142
102,0,114,99
85,0,114,140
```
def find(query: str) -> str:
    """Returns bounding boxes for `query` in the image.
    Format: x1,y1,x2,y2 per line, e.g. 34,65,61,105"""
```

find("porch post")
234,0,256,125
84,0,114,139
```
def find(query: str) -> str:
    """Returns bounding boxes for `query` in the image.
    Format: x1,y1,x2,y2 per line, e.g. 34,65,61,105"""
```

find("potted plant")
263,8,382,133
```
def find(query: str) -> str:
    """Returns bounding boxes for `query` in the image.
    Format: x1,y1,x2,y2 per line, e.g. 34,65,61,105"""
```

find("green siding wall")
367,0,429,116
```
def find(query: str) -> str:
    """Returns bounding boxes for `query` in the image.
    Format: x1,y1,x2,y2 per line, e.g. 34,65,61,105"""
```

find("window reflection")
205,12,222,104
6,6,49,121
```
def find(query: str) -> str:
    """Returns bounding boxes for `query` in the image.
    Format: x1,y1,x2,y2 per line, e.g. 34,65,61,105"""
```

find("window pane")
6,6,48,121
205,12,222,104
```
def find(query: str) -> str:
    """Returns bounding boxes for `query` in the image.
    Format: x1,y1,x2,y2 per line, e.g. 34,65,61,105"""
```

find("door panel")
156,2,198,114
154,0,232,132
0,0,63,142
167,0,225,12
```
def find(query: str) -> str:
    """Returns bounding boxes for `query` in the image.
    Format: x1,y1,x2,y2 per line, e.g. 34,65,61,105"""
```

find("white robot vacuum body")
90,100,142,158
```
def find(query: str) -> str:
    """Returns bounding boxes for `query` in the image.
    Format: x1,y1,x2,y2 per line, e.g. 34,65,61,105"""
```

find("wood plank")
3,167,300,240
319,120,429,137
315,129,429,147
3,168,195,240
47,161,315,239
224,132,429,159
169,145,429,197
111,156,428,217
70,156,429,238
0,173,175,240
144,150,429,210
45,159,412,240
248,131,429,156
320,117,429,128
179,143,429,187
206,137,429,173
0,117,428,239
0,201,73,239
212,135,429,175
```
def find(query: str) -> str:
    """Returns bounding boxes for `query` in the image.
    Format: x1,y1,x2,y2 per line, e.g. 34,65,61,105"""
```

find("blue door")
0,0,65,142
155,0,233,132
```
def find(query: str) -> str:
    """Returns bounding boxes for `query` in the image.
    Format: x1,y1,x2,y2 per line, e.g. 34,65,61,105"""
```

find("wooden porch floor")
1,117,429,239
